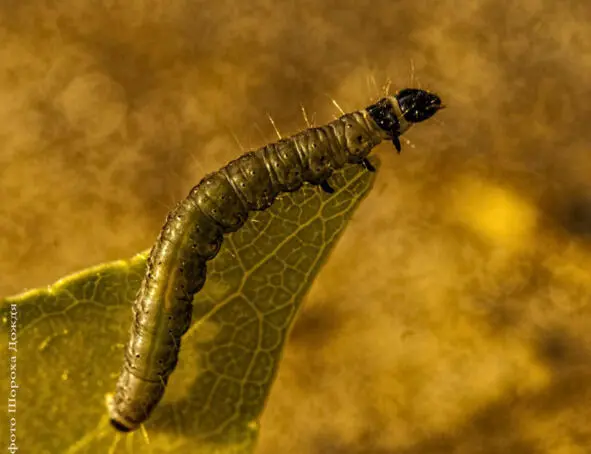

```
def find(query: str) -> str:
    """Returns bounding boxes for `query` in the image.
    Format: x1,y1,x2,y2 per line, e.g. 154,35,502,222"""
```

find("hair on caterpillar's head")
395,88,444,123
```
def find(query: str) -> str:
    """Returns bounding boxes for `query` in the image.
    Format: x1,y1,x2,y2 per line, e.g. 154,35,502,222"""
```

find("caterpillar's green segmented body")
108,88,443,431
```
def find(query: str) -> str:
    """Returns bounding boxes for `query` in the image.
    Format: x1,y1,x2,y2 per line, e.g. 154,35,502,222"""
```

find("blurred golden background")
1,0,590,452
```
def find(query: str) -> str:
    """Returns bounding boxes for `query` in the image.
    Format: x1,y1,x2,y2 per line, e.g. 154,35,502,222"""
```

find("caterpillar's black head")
396,88,443,123
367,88,443,153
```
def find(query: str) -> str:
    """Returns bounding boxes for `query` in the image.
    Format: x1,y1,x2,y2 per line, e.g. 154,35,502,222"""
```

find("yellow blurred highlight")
448,176,538,251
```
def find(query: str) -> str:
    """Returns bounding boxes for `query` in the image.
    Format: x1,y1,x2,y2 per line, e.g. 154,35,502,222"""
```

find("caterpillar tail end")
106,368,167,433
106,392,138,433
110,417,133,433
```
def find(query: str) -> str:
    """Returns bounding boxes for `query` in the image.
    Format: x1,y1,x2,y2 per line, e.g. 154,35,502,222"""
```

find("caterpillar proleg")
108,88,444,432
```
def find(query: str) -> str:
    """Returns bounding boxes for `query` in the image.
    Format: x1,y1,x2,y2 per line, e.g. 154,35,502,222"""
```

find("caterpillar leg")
393,136,402,153
320,180,335,194
362,158,376,172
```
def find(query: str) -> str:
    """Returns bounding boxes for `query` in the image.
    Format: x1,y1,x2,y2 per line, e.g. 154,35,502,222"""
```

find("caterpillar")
108,88,444,432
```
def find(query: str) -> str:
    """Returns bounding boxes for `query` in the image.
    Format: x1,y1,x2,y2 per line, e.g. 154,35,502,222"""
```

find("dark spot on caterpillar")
109,87,443,432
110,419,131,433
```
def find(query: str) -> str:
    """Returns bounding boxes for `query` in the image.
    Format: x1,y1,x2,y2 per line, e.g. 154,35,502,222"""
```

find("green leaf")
0,158,379,454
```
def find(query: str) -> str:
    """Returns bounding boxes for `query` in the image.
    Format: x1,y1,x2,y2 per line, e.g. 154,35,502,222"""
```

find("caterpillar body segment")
109,88,443,431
